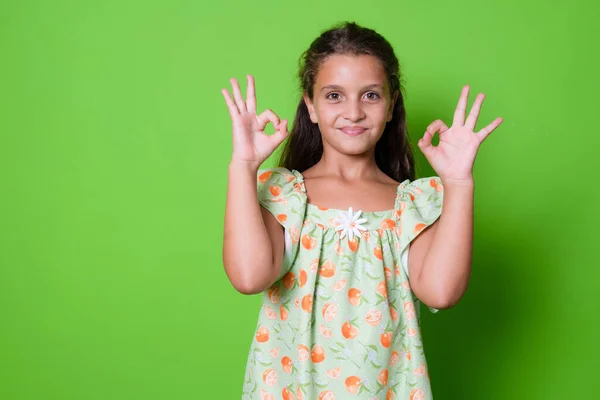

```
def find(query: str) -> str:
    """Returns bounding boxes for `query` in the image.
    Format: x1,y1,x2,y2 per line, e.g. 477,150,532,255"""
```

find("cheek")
315,109,338,127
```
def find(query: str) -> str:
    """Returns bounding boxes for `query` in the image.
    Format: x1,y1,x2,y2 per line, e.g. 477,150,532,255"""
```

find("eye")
366,92,380,100
326,92,341,100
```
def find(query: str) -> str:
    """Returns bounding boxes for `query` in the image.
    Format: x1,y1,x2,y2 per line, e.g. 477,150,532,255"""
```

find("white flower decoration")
331,207,368,240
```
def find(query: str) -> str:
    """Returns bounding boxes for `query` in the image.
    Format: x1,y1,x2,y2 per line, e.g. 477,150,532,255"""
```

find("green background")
1,0,598,398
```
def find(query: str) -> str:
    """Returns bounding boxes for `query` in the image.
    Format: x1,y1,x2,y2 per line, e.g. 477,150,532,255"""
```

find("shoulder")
394,176,444,230
257,167,307,215
257,167,300,187
397,176,444,207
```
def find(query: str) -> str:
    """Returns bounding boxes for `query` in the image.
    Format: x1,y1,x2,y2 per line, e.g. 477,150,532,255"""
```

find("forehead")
315,54,387,89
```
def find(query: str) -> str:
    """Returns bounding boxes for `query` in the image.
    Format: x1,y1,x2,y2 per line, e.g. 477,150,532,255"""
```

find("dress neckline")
290,168,410,216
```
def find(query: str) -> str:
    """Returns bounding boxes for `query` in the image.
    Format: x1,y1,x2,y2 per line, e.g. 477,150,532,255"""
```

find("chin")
331,141,376,156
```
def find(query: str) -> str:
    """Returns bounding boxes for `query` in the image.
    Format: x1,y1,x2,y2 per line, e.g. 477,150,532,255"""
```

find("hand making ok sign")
417,85,504,185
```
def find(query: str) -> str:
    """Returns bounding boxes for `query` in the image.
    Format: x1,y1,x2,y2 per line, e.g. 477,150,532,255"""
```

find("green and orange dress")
242,167,444,400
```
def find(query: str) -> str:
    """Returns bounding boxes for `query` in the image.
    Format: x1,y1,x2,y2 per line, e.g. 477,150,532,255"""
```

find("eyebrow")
320,84,383,92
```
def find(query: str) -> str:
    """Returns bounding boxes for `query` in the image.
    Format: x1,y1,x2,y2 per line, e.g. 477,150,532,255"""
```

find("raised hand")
222,75,289,168
417,85,503,184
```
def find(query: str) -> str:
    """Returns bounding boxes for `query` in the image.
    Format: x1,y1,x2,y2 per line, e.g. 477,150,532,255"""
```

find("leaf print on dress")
358,340,383,369
329,341,361,369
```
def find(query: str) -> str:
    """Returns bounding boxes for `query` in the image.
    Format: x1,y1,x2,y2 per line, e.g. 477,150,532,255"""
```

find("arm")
409,85,502,309
220,74,291,295
222,161,285,295
408,180,474,309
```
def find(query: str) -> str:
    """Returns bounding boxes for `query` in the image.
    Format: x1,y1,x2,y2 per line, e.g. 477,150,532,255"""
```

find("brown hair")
277,21,415,182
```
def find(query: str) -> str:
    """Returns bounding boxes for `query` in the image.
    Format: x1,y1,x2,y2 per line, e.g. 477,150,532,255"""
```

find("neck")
309,149,382,182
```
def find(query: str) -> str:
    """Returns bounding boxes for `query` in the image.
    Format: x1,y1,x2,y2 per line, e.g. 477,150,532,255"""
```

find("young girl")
222,21,502,400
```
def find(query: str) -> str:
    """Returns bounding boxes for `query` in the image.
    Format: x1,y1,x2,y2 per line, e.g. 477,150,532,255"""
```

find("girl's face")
303,54,398,156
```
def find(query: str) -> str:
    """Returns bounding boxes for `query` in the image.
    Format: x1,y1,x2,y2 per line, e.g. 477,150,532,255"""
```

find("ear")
302,93,318,124
387,90,399,122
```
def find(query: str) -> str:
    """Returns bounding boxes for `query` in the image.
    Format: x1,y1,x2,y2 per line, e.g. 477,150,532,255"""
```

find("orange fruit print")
298,269,307,287
381,331,393,348
279,304,288,321
310,344,326,363
281,356,293,373
386,388,395,400
378,368,389,386
262,368,277,387
282,387,294,400
319,260,336,277
344,376,362,394
301,234,316,250
348,236,359,252
282,272,295,289
319,391,335,400
365,309,383,326
374,246,383,260
410,388,426,400
341,321,359,339
297,344,309,362
258,170,273,183
259,388,274,400
255,326,269,343
376,281,388,298
347,288,361,306
322,302,338,322
301,294,313,313
269,185,282,197
267,286,280,303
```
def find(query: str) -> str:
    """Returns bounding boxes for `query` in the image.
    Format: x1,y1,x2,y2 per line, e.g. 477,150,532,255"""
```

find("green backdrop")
1,0,598,398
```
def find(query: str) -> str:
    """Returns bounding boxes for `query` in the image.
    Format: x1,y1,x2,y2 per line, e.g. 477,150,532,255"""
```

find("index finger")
246,75,257,114
453,85,470,126
221,88,239,118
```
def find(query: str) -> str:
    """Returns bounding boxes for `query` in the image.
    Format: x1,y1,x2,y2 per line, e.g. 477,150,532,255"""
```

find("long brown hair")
277,21,416,182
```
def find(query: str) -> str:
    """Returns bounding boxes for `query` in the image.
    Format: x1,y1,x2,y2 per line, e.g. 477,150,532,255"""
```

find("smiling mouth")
340,127,367,136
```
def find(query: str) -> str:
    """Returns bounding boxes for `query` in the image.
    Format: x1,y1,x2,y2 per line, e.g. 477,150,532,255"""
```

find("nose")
344,97,366,122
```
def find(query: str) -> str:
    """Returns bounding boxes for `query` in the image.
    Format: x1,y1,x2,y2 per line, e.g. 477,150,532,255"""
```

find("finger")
465,93,485,130
256,109,281,132
453,85,470,126
425,119,449,136
246,74,257,115
418,130,434,148
272,119,290,146
417,131,436,158
476,117,503,142
221,88,240,118
230,78,247,113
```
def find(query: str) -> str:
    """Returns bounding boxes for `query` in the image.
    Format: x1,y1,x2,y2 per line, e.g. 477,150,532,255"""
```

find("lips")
340,126,367,135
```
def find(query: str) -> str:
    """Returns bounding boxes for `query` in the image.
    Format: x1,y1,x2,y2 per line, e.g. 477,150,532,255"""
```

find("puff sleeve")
256,167,308,282
394,176,444,314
